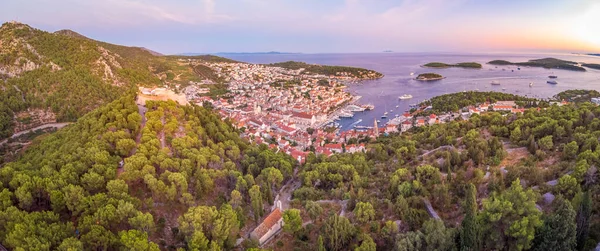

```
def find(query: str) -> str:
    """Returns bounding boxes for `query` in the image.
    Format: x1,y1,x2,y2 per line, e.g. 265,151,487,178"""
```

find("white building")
250,201,284,245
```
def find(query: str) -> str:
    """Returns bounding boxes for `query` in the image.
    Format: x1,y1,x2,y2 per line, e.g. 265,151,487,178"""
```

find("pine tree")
460,183,478,251
576,191,592,251
533,196,576,251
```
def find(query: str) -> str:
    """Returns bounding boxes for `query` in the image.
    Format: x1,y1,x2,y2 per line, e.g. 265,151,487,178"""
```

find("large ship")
399,94,413,100
547,80,558,85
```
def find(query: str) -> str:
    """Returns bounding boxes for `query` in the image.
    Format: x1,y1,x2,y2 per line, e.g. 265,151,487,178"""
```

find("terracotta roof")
324,143,342,149
429,114,437,118
292,111,313,119
252,208,283,238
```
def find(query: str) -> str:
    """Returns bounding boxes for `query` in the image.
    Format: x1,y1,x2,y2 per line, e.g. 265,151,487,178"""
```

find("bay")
222,52,600,131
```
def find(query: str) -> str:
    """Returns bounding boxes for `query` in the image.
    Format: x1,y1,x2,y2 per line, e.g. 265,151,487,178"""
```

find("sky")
2,0,600,54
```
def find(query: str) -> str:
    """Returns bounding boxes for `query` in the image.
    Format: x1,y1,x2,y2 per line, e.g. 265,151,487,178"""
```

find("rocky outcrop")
13,109,57,133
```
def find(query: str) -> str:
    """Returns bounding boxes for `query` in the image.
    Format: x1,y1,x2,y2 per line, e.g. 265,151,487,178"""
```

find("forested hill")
0,22,154,140
0,22,233,141
0,96,296,250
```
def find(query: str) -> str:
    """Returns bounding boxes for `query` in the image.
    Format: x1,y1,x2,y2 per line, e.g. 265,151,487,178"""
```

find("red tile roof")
252,208,282,238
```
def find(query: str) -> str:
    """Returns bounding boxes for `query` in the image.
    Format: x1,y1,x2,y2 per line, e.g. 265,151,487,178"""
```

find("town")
138,60,568,165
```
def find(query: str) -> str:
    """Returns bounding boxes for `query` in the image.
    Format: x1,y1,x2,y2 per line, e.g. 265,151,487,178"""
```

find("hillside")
0,96,296,250
0,22,234,141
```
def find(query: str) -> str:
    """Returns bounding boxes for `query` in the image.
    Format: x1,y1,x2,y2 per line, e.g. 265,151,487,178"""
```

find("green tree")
533,196,576,251
57,237,83,251
249,185,263,222
479,179,542,250
510,126,522,144
282,209,303,235
538,135,554,151
188,231,209,251
324,214,355,251
355,234,376,251
129,212,155,234
563,141,579,160
353,201,376,224
305,201,323,221
555,175,581,200
116,138,137,156
318,235,326,251
422,219,456,251
576,191,592,251
460,183,479,251
396,231,424,251
119,230,160,251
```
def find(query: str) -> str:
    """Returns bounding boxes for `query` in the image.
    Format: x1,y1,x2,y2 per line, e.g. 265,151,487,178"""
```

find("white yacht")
399,94,413,100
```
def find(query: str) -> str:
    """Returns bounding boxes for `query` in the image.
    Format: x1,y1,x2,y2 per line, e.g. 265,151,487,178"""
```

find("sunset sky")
2,0,600,54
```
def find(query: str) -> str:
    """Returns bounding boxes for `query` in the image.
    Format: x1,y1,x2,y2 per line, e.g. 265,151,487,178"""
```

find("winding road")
0,122,71,146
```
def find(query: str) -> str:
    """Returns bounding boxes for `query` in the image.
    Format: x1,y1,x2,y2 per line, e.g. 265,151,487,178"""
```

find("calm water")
223,52,600,131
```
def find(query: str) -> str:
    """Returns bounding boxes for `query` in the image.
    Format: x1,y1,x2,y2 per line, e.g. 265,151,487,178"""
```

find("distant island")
423,62,482,69
179,51,301,56
267,61,384,79
416,73,444,81
582,63,600,70
488,58,586,71
589,54,600,57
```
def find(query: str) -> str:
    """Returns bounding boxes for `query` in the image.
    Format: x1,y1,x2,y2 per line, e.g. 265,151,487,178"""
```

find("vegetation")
488,58,586,71
0,96,296,250
267,61,383,79
421,91,538,113
554,89,600,103
423,62,482,69
416,73,444,81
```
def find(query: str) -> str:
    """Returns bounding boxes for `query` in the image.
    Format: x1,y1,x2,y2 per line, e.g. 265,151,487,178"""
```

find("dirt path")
135,104,147,144
423,199,441,220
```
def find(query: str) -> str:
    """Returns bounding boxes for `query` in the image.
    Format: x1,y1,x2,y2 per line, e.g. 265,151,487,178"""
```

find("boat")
381,115,387,119
399,94,413,100
376,120,381,123
502,88,506,91
339,111,354,118
410,72,415,76
491,80,501,85
362,104,375,110
396,105,399,108
547,80,558,85
549,75,558,79
349,119,363,127
529,82,533,87
409,104,418,108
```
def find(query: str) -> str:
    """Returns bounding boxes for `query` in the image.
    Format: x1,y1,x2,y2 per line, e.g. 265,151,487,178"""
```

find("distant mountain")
589,53,600,57
181,51,300,56
0,22,234,140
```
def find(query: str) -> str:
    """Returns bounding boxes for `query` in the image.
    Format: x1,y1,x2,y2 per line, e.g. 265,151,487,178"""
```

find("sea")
221,52,600,131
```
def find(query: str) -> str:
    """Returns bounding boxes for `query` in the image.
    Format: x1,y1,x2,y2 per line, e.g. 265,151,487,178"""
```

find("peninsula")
423,62,482,69
267,61,384,79
416,73,444,81
488,58,586,71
